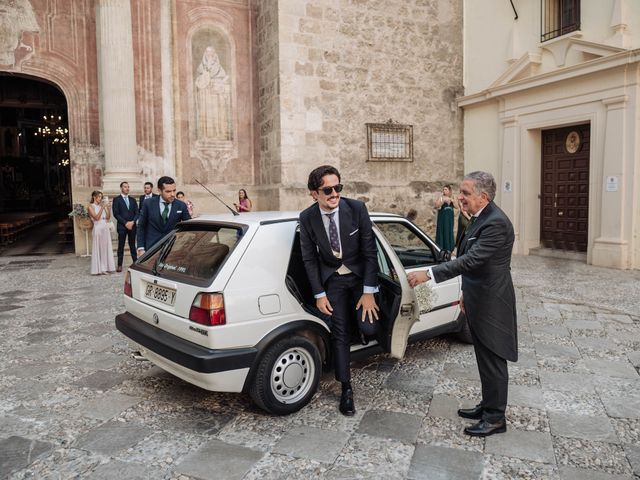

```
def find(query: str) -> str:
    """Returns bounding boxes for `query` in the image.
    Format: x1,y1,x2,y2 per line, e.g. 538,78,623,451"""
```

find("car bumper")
115,312,257,375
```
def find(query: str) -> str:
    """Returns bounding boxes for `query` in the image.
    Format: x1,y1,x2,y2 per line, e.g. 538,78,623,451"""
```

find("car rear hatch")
125,221,252,348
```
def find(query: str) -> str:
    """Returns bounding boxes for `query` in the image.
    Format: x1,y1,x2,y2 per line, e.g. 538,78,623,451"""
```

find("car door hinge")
400,304,413,316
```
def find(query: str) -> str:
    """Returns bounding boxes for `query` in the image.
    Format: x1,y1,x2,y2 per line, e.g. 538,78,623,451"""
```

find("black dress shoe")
458,404,483,420
339,388,356,416
464,419,507,437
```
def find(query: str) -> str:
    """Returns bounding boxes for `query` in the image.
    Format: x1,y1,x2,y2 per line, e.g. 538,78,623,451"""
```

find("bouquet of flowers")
414,282,435,314
68,203,89,219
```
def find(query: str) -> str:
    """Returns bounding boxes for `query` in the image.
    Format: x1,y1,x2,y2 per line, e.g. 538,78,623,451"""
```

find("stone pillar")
160,0,176,179
500,116,519,250
96,0,140,192
592,96,630,269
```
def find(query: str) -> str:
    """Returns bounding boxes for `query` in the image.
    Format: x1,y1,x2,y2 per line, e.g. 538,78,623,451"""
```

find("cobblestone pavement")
1,254,639,479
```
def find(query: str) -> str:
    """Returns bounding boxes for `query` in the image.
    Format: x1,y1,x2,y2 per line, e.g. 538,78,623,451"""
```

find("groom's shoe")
457,404,483,420
339,388,356,416
464,419,507,437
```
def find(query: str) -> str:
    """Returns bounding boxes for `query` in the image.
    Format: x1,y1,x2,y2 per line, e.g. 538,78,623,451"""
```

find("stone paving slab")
549,412,618,443
175,438,264,480
272,426,350,463
0,436,54,476
73,420,154,456
408,445,483,480
356,410,422,444
485,429,555,464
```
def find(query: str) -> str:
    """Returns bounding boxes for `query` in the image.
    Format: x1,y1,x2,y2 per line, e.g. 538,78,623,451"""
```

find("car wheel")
456,311,473,344
249,336,321,415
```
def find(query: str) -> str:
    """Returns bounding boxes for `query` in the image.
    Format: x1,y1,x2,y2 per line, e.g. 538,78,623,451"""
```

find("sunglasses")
317,184,344,195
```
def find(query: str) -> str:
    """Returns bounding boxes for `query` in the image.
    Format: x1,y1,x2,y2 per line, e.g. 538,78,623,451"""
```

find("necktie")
326,213,340,254
124,196,129,209
162,202,170,224
455,215,476,252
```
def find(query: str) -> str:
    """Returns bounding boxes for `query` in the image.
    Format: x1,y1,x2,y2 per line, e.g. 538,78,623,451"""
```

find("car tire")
456,311,473,344
249,336,321,415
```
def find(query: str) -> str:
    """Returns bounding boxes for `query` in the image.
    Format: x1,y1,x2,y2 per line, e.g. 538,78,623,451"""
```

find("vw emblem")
153,313,159,324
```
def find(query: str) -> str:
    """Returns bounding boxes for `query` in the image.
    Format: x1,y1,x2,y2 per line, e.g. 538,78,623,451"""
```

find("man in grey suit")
408,171,517,437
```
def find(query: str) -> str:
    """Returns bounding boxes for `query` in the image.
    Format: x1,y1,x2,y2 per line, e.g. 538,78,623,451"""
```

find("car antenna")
193,178,239,216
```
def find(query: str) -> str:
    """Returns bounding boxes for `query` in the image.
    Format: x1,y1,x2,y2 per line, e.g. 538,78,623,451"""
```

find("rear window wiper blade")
152,235,176,276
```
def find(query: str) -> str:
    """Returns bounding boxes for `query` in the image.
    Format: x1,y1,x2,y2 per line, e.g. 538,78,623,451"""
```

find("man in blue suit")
139,181,158,207
136,176,191,256
112,181,139,272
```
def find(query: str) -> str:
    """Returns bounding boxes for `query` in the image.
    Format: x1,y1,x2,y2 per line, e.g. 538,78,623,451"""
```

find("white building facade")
461,0,640,269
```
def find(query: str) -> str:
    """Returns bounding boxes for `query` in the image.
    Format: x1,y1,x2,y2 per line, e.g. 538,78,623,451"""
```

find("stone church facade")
0,0,463,254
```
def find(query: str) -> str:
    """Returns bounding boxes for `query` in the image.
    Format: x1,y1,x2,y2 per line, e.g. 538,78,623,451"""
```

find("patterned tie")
326,213,340,254
124,196,129,209
161,202,170,224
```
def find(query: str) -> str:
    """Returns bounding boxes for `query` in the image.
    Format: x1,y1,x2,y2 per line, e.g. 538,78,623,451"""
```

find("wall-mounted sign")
606,176,618,192
503,180,512,193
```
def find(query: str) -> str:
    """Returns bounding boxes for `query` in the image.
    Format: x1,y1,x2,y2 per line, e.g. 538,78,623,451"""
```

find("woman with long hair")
88,191,116,275
435,185,457,252
234,189,252,213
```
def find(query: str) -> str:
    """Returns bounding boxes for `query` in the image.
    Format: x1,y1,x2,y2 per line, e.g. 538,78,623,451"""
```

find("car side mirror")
438,249,451,263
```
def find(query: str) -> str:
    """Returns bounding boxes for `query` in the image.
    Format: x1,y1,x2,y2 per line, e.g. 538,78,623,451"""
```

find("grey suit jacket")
431,201,518,361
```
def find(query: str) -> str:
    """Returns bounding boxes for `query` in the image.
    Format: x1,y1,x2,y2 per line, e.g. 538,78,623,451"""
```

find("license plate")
144,282,176,306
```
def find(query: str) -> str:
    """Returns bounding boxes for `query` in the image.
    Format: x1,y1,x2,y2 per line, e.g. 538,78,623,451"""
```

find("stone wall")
259,0,464,234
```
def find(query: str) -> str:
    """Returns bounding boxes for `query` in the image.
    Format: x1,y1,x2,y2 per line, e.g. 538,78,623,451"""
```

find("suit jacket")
136,197,191,251
138,193,159,208
431,201,518,361
112,195,139,234
299,197,378,296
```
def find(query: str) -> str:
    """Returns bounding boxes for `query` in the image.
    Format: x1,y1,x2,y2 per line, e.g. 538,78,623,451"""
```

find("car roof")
184,210,405,226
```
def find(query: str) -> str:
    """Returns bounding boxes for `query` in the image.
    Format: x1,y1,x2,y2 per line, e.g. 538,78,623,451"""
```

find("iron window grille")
366,120,413,162
541,0,580,42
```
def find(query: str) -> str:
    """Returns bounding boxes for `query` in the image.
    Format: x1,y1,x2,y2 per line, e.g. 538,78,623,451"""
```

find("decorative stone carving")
0,0,39,68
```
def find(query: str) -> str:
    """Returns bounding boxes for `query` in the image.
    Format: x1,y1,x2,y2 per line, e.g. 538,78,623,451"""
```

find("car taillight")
189,293,225,326
124,271,132,297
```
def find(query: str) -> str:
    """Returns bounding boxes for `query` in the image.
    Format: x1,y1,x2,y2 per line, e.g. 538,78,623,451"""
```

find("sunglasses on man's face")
318,184,343,195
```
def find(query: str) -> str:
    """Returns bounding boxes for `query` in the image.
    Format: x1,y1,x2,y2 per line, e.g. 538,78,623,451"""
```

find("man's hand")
136,248,145,256
125,221,134,230
316,296,333,316
459,292,465,314
356,293,379,323
407,270,431,288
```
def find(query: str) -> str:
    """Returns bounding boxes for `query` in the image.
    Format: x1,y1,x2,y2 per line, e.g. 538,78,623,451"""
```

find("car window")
137,226,242,284
374,221,437,268
375,237,398,282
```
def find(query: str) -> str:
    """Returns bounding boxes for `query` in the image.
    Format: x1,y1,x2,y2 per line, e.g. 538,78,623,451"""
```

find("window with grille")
366,121,413,162
541,0,580,42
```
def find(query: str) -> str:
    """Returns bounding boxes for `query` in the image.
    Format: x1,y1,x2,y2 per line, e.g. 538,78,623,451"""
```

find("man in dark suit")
299,165,379,416
136,176,191,255
112,181,139,272
408,171,517,437
139,181,158,207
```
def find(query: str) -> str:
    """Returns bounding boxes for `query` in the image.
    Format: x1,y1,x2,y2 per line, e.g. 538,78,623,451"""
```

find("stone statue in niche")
195,46,231,141
0,0,39,67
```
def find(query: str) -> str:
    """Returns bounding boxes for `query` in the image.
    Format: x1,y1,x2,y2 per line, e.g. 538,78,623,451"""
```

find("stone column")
500,116,519,250
592,96,630,269
96,0,140,192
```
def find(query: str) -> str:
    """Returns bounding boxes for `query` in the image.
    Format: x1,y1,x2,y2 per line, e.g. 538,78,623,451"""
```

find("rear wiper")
152,235,176,276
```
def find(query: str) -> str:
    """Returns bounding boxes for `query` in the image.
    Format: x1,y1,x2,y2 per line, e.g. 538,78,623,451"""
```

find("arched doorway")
0,73,73,255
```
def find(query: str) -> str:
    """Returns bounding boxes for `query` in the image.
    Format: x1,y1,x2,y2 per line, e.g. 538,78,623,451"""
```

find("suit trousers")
471,325,509,422
117,228,137,266
325,272,362,383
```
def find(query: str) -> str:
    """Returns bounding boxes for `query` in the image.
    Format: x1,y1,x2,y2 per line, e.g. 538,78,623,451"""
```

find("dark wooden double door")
541,124,590,252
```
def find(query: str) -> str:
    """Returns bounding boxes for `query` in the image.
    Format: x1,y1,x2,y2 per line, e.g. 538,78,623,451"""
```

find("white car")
115,211,469,415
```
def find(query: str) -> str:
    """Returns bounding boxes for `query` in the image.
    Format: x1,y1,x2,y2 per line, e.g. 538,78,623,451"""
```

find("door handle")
558,211,564,216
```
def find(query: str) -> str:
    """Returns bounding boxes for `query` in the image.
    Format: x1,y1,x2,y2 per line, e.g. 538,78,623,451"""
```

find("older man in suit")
408,171,517,437
299,165,379,416
112,181,139,272
136,176,191,255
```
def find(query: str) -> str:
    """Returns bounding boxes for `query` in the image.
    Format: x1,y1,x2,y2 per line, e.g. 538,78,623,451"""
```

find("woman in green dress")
435,185,457,252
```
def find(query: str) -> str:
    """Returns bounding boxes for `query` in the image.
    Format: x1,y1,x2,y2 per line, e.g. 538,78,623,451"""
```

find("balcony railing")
541,0,580,42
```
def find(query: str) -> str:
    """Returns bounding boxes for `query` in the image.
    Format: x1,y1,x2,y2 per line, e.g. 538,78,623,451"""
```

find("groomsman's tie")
124,196,129,209
162,203,170,224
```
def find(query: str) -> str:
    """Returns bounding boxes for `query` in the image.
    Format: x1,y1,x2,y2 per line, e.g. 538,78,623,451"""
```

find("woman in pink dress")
88,191,116,275
234,189,252,213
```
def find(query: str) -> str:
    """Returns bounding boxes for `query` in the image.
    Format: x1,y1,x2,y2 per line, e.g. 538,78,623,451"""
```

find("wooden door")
541,124,590,251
